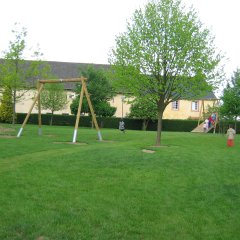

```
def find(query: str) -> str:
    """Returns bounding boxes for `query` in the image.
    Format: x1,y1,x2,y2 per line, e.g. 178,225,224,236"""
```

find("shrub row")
14,113,198,132
15,113,143,130
4,113,239,133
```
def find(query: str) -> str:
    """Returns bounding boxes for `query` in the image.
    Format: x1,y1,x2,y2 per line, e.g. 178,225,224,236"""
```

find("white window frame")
191,101,199,111
172,100,179,110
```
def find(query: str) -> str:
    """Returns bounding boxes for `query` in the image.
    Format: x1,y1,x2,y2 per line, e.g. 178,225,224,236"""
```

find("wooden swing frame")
17,77,103,142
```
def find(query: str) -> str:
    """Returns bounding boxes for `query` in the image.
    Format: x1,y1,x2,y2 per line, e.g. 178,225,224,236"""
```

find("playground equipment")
191,99,219,133
17,77,103,142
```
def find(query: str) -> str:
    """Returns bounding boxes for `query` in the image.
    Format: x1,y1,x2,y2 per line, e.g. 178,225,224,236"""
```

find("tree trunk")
156,108,164,146
50,111,54,126
235,117,237,132
12,89,16,125
142,119,148,131
13,60,18,125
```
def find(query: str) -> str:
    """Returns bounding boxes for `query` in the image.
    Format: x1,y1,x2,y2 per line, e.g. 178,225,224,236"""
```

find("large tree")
70,66,116,117
220,69,240,130
109,0,222,145
0,23,51,124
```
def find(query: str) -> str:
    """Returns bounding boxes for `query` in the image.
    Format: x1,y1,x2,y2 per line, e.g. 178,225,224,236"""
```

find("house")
163,92,218,120
1,60,218,119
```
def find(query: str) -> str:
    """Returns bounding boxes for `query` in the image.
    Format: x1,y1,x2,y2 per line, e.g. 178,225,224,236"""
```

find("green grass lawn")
0,123,240,240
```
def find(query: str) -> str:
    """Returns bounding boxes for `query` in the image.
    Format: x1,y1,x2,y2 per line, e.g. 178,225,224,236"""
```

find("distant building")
1,60,218,119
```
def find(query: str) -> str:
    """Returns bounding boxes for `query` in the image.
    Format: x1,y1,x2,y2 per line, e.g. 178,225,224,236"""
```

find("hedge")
2,113,239,133
13,113,197,132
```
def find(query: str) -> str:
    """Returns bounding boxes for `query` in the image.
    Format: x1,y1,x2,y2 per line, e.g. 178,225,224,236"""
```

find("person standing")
211,113,216,123
203,121,207,133
226,124,236,147
208,115,212,128
119,119,125,133
204,119,209,132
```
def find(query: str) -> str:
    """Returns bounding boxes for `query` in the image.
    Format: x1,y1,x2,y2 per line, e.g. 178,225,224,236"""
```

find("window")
172,100,179,110
191,101,199,111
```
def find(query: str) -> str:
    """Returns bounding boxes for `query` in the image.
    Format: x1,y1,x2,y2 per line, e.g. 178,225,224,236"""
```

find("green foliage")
220,68,240,123
0,23,52,124
127,98,158,130
15,113,208,132
94,101,116,117
70,66,116,117
14,113,240,135
128,98,157,119
0,87,13,123
40,83,68,125
109,0,223,145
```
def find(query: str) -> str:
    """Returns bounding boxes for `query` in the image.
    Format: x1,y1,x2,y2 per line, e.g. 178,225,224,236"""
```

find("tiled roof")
200,91,217,100
181,91,217,100
0,59,217,99
0,59,109,90
38,60,110,90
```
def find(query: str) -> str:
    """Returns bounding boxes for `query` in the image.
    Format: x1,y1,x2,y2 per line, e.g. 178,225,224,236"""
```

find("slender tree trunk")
50,111,54,126
12,89,16,124
156,107,164,146
13,60,19,125
235,117,237,132
142,119,148,131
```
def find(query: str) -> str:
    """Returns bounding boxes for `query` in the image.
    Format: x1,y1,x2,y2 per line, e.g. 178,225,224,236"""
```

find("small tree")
40,83,68,125
70,66,116,117
0,23,51,124
220,69,240,130
127,98,158,130
94,101,117,117
0,87,13,123
109,0,223,146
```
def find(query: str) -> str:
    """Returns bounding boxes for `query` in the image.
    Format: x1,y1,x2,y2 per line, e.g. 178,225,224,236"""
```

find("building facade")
2,60,218,120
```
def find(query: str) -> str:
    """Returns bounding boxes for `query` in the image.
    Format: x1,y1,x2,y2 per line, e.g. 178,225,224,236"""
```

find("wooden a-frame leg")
72,85,84,143
17,83,44,137
82,80,103,141
37,82,42,135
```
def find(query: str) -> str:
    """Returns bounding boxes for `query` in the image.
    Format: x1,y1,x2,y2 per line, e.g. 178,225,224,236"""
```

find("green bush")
13,113,240,133
0,88,13,123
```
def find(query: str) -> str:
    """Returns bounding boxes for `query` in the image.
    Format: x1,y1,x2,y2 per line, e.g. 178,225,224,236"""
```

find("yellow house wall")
163,99,216,119
15,91,133,117
7,90,216,120
109,95,133,118
15,90,74,115
110,96,216,119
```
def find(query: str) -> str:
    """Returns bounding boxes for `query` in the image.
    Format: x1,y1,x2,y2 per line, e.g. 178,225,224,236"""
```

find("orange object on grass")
227,139,234,147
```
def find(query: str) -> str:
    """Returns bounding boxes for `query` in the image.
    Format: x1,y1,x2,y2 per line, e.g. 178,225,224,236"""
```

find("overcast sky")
1,0,239,82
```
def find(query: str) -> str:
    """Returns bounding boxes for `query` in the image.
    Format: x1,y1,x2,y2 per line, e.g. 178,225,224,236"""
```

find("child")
119,119,125,133
204,119,209,132
203,122,207,133
208,115,212,128
226,125,236,147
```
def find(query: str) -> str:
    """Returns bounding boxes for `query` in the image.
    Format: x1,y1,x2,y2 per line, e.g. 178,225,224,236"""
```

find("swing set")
17,77,103,142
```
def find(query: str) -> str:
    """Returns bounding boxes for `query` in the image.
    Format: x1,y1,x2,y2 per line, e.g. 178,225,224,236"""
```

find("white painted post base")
72,129,78,143
98,131,103,141
17,128,23,138
38,128,42,136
